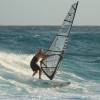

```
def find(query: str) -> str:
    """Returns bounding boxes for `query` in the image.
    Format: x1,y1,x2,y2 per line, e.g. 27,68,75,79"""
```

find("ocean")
0,26,100,100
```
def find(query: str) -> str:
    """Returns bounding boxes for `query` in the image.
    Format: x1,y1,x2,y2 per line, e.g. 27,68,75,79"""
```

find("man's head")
36,48,47,60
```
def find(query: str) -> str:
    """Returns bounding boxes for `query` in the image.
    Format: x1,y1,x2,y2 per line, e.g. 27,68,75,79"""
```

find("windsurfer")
30,49,47,79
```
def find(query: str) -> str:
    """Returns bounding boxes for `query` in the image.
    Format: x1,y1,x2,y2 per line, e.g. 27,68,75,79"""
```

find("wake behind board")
32,78,70,88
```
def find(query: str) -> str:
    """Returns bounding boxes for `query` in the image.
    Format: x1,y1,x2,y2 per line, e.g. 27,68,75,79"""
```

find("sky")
0,0,100,26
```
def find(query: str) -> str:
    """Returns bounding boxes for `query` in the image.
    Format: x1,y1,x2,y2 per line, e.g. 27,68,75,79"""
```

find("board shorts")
30,62,41,71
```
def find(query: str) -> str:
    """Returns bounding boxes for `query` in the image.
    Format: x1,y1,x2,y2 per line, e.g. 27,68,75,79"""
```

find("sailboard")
33,79,71,87
41,1,79,80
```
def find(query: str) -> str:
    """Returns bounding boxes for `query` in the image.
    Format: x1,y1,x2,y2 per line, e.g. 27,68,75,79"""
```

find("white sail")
41,1,79,80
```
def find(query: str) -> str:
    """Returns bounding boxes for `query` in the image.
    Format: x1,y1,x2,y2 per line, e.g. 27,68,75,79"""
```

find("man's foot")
39,77,41,79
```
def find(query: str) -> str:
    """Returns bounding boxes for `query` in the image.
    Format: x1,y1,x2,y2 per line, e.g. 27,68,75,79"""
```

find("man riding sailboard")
30,48,63,79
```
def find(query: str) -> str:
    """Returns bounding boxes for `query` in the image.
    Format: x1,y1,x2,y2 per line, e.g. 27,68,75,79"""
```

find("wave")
0,51,100,99
0,52,33,76
0,51,86,82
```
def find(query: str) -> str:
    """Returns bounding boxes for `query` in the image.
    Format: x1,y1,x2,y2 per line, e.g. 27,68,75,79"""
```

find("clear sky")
0,0,100,26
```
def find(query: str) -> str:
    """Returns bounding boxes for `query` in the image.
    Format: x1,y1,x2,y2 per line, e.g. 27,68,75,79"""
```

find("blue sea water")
0,26,100,100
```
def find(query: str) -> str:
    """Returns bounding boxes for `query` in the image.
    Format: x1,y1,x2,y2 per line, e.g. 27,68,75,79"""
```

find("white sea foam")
0,51,33,76
0,76,100,100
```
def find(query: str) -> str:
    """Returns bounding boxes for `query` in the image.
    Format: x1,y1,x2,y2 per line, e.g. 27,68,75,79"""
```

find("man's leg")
39,69,42,79
32,70,38,76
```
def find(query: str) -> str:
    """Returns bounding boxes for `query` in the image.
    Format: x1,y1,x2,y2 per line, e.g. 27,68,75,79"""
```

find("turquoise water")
0,26,100,100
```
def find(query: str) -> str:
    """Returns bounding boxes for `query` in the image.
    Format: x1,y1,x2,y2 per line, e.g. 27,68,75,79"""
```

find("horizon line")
0,25,100,27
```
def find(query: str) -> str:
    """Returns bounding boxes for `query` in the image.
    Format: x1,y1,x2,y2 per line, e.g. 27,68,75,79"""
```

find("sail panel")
49,36,67,52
